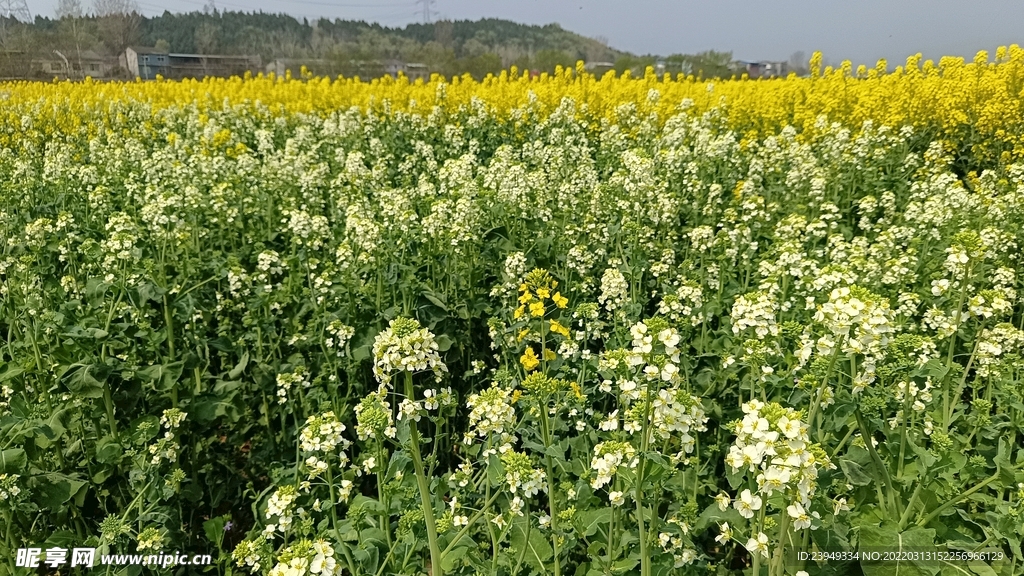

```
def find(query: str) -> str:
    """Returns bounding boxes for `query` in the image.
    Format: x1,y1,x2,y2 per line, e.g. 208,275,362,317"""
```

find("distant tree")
462,37,486,58
93,0,140,55
662,53,691,74
154,38,169,52
613,54,656,75
789,50,808,76
458,52,500,79
533,48,573,74
56,0,83,18
685,50,736,79
195,21,219,54
55,0,89,77
433,19,452,49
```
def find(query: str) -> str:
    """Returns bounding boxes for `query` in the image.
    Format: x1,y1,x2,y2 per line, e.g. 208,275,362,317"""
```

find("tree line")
0,0,800,80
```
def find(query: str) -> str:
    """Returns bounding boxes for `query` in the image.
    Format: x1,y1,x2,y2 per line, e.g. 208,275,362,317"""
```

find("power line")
414,0,434,23
0,0,32,22
263,1,417,7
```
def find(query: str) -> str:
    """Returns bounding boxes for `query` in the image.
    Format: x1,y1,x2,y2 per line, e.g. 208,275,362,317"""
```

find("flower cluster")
299,411,350,471
465,384,517,442
353,389,397,441
590,441,638,491
267,539,342,576
136,527,164,552
371,317,448,384
731,291,779,339
725,400,832,514
598,266,629,312
500,450,546,497
324,320,355,356
276,368,311,404
148,410,186,465
265,486,300,535
0,473,21,502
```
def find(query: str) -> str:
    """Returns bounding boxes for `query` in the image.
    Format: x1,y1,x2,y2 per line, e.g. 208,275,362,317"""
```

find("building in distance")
123,47,261,80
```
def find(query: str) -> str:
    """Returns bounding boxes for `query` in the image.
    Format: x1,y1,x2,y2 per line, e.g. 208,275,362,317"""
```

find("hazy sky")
23,0,1024,65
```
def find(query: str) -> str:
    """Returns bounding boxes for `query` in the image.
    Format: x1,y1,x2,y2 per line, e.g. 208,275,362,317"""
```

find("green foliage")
0,88,1023,576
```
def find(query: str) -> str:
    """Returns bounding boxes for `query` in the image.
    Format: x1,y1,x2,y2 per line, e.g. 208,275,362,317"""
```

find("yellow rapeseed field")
3,48,1024,160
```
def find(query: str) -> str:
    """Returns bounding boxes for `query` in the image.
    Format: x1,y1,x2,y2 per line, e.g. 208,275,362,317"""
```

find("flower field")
2,48,1024,575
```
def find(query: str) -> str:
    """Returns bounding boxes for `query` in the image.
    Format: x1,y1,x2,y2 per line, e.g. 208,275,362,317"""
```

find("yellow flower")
520,347,540,371
570,382,584,399
514,305,525,319
549,320,570,338
511,390,522,404
529,302,545,317
518,291,534,304
543,348,557,361
517,328,530,342
536,288,550,300
552,292,568,309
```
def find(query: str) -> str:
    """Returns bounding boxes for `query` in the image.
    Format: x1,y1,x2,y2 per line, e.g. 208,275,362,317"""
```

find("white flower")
715,522,732,543
745,532,769,558
609,491,625,506
734,489,762,519
787,502,812,530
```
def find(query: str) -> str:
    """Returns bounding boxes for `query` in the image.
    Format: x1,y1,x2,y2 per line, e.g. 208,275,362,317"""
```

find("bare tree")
56,0,87,78
93,0,140,55
195,21,219,54
56,0,83,18
788,51,808,76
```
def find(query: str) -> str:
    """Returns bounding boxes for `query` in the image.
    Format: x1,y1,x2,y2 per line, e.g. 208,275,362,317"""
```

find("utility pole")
415,0,434,24
0,0,31,22
0,0,33,47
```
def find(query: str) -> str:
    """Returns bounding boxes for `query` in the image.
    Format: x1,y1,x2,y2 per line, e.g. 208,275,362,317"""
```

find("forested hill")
19,11,625,77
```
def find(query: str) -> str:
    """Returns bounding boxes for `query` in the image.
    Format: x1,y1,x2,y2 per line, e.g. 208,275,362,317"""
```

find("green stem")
898,481,924,530
898,392,911,479
807,335,844,439
376,441,393,557
771,507,790,576
538,404,561,576
405,373,443,576
635,382,654,576
943,264,971,428
916,471,998,527
854,408,900,520
440,489,501,558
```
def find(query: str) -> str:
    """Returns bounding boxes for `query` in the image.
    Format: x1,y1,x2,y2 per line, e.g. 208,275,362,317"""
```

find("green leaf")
422,290,448,312
0,364,24,383
840,458,874,486
36,474,88,508
859,524,939,576
511,515,553,573
95,435,123,464
695,503,743,531
228,351,249,379
917,359,949,380
137,362,184,391
193,394,242,423
0,448,27,473
353,543,379,574
63,363,108,398
435,334,454,352
203,515,228,545
440,546,468,572
613,556,639,574
994,438,1016,486
577,508,612,537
